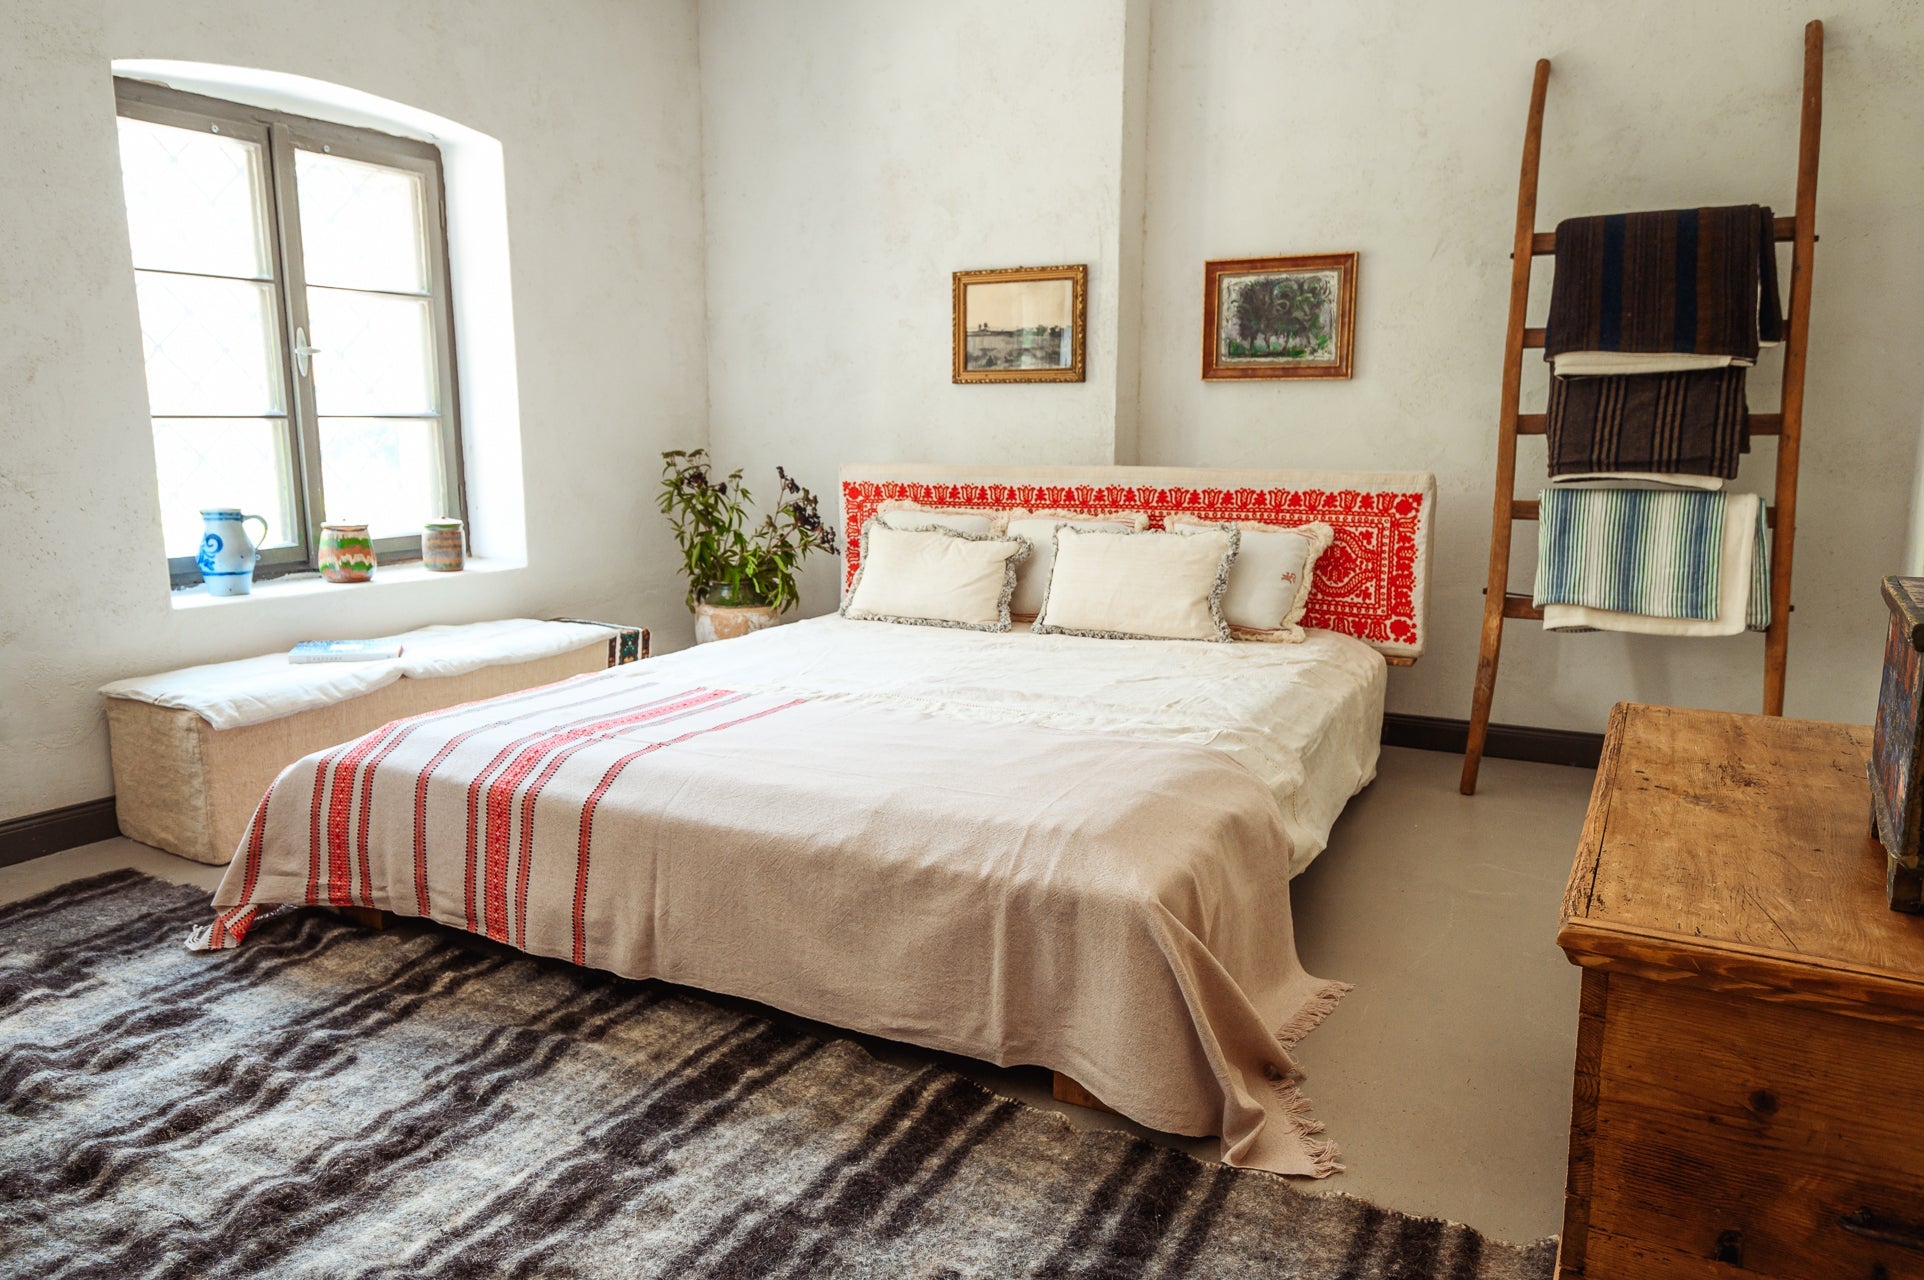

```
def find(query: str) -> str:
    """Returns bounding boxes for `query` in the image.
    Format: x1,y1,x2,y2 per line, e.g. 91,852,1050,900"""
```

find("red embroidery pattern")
843,481,1427,651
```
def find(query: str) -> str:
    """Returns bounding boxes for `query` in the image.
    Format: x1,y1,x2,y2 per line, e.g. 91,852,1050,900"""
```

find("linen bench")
100,618,647,866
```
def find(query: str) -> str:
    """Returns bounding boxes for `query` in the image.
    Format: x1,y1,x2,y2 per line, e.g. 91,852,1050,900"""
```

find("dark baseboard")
0,798,120,869
1383,712,1604,769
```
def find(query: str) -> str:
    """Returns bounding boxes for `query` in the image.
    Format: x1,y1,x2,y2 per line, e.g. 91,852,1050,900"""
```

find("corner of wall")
689,0,717,465
1111,0,1153,466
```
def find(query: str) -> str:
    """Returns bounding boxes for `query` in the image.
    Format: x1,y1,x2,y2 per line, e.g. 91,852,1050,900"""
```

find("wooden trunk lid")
1559,703,1924,1026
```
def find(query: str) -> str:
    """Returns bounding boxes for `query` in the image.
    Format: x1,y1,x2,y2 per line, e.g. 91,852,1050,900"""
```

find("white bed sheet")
641,615,1385,874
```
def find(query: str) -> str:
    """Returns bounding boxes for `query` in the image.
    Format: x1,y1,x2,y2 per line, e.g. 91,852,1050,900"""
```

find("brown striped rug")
0,872,1555,1279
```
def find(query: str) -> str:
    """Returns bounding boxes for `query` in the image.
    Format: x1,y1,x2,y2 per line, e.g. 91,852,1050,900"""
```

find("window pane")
116,116,270,279
135,272,286,415
318,417,445,537
295,150,428,294
307,287,436,415
152,418,298,560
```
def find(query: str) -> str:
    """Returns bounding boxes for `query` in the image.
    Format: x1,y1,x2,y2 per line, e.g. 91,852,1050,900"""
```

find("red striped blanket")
199,676,801,957
192,664,1348,1177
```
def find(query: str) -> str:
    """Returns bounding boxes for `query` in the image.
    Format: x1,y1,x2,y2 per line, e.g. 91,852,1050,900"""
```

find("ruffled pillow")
842,520,1029,632
1166,516,1335,642
1032,526,1238,642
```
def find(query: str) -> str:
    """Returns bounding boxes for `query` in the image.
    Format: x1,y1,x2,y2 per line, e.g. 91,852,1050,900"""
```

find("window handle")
293,327,321,378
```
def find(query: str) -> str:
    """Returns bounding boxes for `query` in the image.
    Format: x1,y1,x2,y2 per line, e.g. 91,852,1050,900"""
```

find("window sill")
169,556,524,610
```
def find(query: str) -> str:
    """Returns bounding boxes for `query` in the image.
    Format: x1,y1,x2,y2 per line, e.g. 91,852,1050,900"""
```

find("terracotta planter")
319,523,375,583
694,601,780,644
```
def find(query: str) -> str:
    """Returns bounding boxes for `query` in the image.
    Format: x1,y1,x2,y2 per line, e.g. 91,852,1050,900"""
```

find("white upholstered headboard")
839,464,1436,662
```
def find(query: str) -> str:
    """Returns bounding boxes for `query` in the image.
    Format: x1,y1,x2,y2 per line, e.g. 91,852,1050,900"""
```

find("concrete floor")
0,745,1594,1245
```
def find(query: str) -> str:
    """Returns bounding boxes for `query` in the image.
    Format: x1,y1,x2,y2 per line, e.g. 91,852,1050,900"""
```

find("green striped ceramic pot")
319,523,376,583
422,519,465,572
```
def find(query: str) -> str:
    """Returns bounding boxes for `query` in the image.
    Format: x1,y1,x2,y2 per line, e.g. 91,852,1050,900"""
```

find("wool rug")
0,871,1556,1279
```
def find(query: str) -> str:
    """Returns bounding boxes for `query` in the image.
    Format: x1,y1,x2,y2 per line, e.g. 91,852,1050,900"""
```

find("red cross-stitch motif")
842,481,1426,653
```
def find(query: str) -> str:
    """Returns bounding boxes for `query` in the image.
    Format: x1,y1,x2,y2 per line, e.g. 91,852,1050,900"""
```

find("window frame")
114,78,466,587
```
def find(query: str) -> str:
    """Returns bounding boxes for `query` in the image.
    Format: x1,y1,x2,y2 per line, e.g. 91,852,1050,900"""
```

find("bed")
190,464,1435,1178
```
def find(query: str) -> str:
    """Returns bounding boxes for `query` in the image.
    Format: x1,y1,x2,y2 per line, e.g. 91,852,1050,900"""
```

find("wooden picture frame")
953,264,1087,384
1202,252,1357,381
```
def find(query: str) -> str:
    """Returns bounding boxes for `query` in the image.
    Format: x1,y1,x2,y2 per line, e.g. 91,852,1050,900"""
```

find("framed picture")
953,264,1087,383
1202,252,1357,380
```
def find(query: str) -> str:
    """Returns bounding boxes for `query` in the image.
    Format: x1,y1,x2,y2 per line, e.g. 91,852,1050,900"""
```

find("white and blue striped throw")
1533,488,1771,630
1744,506,1771,632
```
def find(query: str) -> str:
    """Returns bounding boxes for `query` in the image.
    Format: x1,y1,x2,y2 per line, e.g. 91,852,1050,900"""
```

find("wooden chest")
1558,703,1924,1280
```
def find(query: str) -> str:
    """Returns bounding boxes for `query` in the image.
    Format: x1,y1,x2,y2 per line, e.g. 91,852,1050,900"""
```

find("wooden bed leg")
338,906,388,930
1052,1072,1116,1115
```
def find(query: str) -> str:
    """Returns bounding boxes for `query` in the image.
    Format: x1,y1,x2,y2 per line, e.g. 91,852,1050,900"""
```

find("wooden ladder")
1460,20,1825,795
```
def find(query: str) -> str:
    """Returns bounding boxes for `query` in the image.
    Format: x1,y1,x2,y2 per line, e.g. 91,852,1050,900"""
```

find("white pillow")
1034,526,1238,641
875,501,1000,536
1167,516,1335,642
1004,515,1145,619
842,521,1029,631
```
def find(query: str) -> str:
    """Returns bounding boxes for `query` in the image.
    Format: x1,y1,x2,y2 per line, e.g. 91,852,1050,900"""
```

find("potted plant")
657,449,840,643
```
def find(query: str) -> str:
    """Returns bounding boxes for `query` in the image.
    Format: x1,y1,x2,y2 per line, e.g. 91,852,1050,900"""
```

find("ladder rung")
1504,595,1799,621
1523,327,1546,348
1516,412,1782,436
1529,216,1800,255
1511,498,1778,526
1501,593,1785,620
1503,593,1544,620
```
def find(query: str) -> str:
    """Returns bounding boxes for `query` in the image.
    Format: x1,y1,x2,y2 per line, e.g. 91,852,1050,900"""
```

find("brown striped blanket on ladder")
191,662,1351,1177
1546,367,1750,480
1545,204,1783,368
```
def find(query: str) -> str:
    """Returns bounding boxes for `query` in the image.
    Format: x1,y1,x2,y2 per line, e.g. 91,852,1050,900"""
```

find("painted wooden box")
1871,575,1924,912
551,619,649,667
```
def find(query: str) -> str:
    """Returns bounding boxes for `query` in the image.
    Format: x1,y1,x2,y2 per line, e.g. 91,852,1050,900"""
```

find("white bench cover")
99,619,623,730
100,619,637,865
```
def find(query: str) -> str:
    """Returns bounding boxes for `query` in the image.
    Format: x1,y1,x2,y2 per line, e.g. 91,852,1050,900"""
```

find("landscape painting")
1203,253,1357,380
953,264,1087,383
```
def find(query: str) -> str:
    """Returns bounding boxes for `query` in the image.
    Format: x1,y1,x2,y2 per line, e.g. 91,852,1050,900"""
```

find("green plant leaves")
659,449,838,614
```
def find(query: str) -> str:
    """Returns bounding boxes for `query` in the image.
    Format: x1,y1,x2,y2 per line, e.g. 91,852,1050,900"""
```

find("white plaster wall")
0,0,708,820
1137,0,1924,731
697,0,1145,614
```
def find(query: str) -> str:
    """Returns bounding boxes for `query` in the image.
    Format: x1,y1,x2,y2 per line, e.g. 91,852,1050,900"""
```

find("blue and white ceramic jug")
197,508,269,597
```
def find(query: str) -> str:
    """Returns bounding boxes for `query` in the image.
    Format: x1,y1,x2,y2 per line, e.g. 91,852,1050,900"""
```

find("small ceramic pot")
423,519,465,572
319,523,376,583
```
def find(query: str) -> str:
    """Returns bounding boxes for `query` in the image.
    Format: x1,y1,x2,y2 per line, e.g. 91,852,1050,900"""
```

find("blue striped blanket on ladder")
1532,488,1770,631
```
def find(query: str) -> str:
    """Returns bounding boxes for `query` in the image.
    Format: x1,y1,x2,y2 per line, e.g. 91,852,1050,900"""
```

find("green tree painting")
1224,270,1337,360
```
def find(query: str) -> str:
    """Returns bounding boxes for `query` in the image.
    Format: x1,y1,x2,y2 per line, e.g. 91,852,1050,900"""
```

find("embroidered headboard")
840,464,1436,662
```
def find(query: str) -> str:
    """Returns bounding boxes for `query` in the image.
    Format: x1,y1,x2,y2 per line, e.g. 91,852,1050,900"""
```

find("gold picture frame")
953,264,1087,384
1202,252,1357,380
